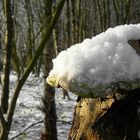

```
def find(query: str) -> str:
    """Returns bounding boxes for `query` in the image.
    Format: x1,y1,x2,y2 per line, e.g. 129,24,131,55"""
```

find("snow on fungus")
47,24,140,98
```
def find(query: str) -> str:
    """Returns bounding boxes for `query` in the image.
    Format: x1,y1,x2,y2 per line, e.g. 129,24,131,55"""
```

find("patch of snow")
47,24,140,95
8,75,44,140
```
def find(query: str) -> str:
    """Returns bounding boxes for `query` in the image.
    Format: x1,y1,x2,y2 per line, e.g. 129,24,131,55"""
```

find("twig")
10,120,43,140
58,119,72,125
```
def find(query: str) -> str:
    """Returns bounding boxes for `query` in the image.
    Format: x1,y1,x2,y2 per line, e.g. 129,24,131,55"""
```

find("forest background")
0,0,140,140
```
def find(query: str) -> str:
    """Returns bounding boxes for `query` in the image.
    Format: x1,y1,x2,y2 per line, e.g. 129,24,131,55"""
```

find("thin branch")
32,24,45,43
58,119,72,125
10,120,43,140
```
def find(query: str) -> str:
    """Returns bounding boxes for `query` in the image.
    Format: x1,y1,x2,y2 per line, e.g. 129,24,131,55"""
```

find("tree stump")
68,89,140,140
46,38,140,140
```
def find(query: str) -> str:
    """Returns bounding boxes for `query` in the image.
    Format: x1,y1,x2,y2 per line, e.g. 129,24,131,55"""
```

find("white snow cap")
47,24,140,97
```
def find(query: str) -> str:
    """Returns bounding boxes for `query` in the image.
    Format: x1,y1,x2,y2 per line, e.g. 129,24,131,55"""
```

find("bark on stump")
68,89,140,140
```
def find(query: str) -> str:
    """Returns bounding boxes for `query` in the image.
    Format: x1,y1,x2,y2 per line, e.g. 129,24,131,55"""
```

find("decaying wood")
68,95,114,140
68,89,140,140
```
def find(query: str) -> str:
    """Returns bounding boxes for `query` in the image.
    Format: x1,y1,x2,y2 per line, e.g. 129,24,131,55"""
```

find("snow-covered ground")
1,73,140,140
0,73,76,140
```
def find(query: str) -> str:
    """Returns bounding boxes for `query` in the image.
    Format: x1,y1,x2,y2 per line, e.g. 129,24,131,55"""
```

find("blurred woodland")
0,0,140,75
0,0,140,140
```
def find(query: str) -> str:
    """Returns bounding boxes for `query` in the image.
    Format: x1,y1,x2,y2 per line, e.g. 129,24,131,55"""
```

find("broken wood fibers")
68,40,140,140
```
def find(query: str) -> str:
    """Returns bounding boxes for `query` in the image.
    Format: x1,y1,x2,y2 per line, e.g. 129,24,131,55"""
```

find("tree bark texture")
68,89,140,140
41,35,57,140
41,82,57,140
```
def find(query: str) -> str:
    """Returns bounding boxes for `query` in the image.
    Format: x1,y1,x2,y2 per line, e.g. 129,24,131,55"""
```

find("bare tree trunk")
24,0,34,67
123,0,132,24
41,81,57,140
41,33,57,140
77,0,81,42
0,30,2,83
113,0,120,25
66,0,71,47
41,0,61,140
1,0,14,114
71,0,76,44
